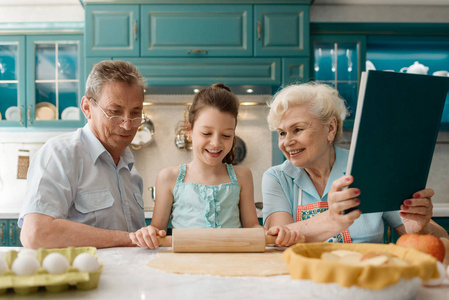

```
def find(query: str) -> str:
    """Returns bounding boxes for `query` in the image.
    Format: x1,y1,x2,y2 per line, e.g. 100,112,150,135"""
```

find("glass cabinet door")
312,35,366,127
27,35,84,128
0,36,26,126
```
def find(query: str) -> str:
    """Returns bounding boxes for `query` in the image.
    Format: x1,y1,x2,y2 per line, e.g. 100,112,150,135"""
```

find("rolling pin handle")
265,234,277,245
157,236,173,247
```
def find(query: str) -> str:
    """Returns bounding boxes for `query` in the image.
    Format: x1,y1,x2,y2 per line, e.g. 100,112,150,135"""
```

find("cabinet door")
124,57,281,86
26,35,85,128
0,36,26,127
8,220,22,247
312,35,367,128
0,220,8,246
282,58,310,86
254,5,309,57
86,5,140,57
141,5,252,57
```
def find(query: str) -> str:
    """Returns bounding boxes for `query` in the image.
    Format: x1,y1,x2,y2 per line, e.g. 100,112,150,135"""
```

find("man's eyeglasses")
90,97,145,127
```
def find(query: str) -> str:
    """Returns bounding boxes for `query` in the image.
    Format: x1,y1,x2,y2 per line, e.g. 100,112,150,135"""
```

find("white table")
1,247,449,300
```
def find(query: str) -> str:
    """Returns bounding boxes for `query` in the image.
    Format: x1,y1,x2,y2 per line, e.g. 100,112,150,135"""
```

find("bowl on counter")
283,242,441,300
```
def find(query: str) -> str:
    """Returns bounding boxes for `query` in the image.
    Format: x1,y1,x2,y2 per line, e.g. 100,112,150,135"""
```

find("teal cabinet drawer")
141,5,252,57
86,5,140,57
125,57,281,86
254,5,309,57
282,58,310,86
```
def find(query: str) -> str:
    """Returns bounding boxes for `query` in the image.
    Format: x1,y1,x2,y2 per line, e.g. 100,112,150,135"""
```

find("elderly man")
19,60,147,248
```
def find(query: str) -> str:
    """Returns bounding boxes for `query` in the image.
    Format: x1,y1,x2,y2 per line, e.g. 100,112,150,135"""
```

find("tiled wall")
135,94,273,211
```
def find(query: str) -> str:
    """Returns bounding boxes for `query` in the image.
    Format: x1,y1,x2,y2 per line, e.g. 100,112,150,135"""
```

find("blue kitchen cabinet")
85,5,140,57
0,34,84,129
123,57,281,86
0,219,22,247
141,5,252,57
0,36,26,127
83,2,312,86
254,5,309,57
26,35,85,128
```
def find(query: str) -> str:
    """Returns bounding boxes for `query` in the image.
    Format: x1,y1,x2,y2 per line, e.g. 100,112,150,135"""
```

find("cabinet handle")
28,105,33,125
257,20,261,41
187,50,208,55
134,20,137,41
10,227,14,244
0,223,4,244
19,105,24,126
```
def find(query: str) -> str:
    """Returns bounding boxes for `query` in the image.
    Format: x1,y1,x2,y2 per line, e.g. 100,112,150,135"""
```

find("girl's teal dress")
171,163,242,228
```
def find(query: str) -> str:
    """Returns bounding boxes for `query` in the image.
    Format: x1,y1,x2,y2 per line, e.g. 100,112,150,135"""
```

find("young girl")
130,83,302,248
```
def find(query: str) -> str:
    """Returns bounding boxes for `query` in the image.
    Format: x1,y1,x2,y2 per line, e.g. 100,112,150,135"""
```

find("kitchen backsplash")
1,99,449,214
135,94,273,211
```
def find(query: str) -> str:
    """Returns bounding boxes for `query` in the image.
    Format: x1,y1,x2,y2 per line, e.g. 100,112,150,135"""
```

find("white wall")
0,0,84,23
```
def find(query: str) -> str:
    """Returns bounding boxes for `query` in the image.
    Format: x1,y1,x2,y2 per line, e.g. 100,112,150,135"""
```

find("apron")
296,188,352,243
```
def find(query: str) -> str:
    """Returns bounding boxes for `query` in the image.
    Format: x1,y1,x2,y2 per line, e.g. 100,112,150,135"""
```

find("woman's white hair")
267,82,349,143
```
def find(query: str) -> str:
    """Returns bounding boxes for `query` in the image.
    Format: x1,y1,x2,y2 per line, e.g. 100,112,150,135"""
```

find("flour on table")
146,249,288,277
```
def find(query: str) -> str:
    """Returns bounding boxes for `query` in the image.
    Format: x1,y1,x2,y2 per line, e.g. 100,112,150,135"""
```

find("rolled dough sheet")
146,249,288,277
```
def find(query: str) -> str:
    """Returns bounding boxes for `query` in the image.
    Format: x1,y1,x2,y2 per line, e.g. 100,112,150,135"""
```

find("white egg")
0,257,9,275
18,248,38,258
72,253,100,272
11,255,40,276
42,252,70,274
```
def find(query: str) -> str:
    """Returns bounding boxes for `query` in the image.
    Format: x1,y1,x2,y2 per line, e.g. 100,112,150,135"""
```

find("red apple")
396,234,445,262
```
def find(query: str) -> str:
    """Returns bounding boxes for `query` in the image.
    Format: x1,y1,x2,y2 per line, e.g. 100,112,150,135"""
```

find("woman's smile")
288,148,305,157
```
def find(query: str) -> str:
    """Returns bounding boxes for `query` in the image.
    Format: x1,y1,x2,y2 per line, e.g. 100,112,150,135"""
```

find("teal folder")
345,70,449,214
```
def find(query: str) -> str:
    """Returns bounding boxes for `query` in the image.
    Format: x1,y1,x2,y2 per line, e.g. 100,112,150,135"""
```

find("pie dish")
61,106,80,120
283,243,439,290
36,102,57,120
5,106,20,121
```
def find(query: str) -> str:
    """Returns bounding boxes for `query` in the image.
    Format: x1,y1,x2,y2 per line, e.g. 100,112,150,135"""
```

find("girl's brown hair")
188,83,239,164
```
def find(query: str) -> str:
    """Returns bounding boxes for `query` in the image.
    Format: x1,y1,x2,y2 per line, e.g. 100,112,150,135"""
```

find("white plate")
5,106,20,121
36,102,57,120
61,106,80,120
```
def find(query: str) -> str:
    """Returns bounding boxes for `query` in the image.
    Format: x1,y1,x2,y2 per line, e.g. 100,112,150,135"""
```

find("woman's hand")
327,175,362,230
400,189,434,234
266,225,305,247
129,225,166,249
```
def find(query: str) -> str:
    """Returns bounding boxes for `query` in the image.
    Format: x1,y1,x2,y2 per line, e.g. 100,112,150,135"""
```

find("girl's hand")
129,225,166,249
327,175,362,230
266,226,305,247
400,189,434,234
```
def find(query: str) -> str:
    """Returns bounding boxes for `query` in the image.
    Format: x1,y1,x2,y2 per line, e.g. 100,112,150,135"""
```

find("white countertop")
1,246,449,300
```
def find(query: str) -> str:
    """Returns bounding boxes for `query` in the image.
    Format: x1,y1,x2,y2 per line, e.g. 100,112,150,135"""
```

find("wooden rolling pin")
157,228,304,253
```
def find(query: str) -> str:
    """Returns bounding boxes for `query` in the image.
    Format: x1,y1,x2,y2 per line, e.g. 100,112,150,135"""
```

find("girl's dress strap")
176,164,187,184
226,163,238,185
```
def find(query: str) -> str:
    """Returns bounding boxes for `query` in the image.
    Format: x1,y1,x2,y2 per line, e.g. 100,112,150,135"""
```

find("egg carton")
0,247,102,295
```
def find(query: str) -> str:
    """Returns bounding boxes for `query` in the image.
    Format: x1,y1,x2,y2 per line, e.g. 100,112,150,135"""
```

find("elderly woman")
262,83,448,243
